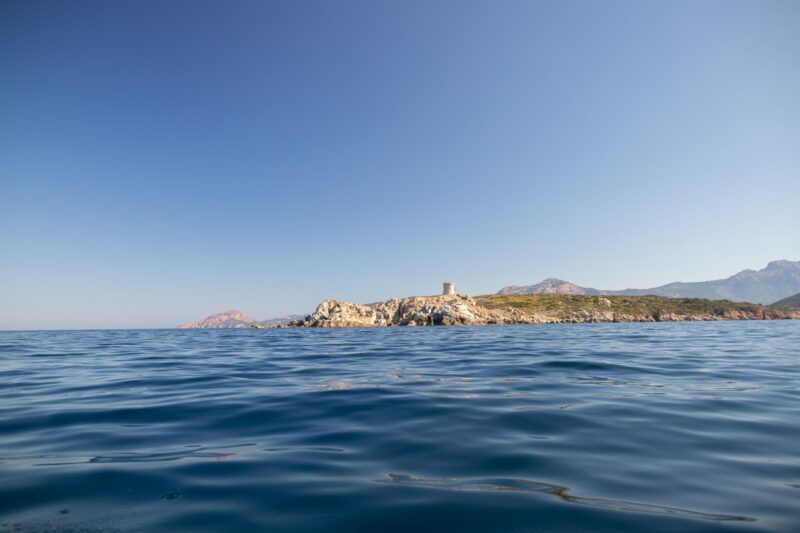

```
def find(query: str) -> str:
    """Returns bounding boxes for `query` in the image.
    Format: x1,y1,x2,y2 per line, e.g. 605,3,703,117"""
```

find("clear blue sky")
1,0,798,329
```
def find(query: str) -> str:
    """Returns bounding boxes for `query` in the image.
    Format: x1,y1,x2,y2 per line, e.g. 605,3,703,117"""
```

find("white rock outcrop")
288,294,550,328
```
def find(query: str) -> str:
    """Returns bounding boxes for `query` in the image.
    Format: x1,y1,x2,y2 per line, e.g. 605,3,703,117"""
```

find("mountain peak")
766,260,798,271
222,310,251,320
498,278,599,296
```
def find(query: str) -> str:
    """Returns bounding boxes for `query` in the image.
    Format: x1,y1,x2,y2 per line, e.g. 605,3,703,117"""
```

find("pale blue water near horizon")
1,322,798,532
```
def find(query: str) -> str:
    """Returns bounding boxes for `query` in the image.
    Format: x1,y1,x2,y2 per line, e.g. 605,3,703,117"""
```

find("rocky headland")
281,293,800,328
282,294,546,328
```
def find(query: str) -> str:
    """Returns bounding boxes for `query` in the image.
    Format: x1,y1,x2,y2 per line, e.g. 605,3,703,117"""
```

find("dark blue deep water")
1,322,799,532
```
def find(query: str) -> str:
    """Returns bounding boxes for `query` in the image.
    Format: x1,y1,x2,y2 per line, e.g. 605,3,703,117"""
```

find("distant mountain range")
498,260,800,305
178,310,304,329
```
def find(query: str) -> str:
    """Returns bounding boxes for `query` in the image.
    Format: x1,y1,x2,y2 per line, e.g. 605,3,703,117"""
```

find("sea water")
1,321,798,531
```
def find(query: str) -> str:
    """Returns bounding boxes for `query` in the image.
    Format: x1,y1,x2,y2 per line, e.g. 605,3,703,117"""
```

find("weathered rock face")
288,294,551,328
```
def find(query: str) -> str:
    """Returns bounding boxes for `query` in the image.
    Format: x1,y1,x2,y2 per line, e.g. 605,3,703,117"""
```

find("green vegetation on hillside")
771,293,800,310
475,294,771,319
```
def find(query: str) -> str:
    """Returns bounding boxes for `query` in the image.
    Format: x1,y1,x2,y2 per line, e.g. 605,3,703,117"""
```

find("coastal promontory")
280,293,800,328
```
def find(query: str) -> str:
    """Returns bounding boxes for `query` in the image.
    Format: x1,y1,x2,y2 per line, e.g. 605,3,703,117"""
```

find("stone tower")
442,281,455,295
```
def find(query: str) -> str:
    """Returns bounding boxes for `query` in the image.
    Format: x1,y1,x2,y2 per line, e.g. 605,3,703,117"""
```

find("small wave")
264,446,347,453
377,474,756,523
32,443,256,466
537,360,663,374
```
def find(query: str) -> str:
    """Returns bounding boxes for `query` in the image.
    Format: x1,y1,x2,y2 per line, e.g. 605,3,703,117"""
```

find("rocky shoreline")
269,294,800,328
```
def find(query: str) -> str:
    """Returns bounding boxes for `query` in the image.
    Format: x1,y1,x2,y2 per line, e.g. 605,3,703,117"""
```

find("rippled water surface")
1,322,799,531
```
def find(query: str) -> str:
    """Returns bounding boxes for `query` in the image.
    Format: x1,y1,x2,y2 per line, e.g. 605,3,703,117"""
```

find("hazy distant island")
178,311,304,329
178,261,800,329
